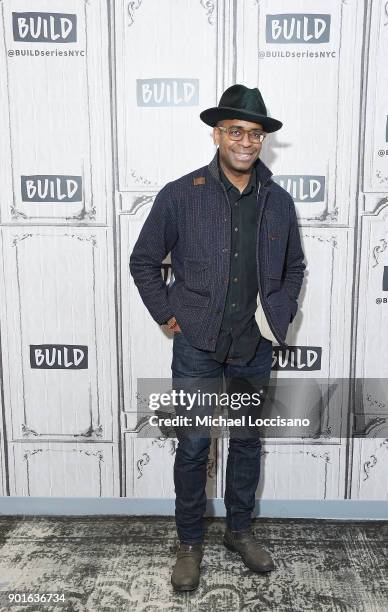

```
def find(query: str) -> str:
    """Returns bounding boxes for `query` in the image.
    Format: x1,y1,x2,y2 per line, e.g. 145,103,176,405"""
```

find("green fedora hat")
200,84,282,133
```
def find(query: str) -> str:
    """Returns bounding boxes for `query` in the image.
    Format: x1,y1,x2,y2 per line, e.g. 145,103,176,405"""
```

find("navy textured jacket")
129,151,306,350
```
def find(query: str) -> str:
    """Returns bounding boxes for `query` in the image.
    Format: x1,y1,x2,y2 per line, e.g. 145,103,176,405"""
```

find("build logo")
21,176,82,203
266,14,331,44
273,176,325,203
272,346,322,371
12,12,77,42
137,79,199,107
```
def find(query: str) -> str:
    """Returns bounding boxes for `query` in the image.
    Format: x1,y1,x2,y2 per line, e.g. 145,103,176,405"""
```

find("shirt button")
224,217,227,222
233,277,238,283
222,248,228,253
234,202,238,207
232,303,236,308
234,226,238,232
234,252,238,258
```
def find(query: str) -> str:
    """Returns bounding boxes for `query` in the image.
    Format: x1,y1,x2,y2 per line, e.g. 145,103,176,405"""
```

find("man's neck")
219,158,254,193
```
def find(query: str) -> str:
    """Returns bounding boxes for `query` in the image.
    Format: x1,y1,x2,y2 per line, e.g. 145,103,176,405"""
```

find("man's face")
213,118,264,173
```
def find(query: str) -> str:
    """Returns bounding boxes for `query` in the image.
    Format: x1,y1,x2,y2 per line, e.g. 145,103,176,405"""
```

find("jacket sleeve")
129,182,178,325
283,194,306,322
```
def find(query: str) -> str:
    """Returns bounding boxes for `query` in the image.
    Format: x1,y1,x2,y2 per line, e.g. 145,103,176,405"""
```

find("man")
129,84,306,592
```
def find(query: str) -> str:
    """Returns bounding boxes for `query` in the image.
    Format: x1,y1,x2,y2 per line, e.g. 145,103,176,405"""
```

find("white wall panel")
351,437,388,500
115,0,220,190
235,0,363,225
350,202,388,497
0,0,112,223
9,442,118,496
256,443,346,500
363,0,388,193
355,204,388,378
0,227,118,442
286,228,353,379
120,210,173,430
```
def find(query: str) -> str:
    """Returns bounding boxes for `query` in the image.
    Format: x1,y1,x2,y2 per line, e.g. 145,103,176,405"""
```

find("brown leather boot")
223,528,275,573
171,542,204,592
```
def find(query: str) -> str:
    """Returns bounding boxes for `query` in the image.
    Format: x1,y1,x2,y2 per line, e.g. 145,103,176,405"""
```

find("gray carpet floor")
0,516,386,611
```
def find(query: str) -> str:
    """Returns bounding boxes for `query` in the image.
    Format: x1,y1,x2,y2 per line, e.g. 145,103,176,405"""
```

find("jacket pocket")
184,257,209,293
266,289,292,340
181,287,210,308
266,276,282,297
182,257,210,307
266,282,297,325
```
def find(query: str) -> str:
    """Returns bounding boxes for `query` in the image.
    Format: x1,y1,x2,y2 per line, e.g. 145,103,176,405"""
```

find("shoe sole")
223,540,275,573
171,577,199,592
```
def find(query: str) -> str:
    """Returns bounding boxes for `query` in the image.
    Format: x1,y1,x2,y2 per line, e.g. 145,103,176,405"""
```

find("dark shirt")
208,159,262,365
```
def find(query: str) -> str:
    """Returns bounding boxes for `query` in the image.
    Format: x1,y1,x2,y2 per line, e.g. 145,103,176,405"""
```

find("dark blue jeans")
172,330,273,544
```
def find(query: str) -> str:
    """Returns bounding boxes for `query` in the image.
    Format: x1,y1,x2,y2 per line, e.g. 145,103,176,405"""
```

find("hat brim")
199,107,282,133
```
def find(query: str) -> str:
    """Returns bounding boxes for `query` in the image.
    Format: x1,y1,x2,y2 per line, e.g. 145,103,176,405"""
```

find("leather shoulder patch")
193,176,206,186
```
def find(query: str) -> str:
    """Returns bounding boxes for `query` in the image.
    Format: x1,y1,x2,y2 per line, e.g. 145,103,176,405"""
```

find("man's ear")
213,127,220,146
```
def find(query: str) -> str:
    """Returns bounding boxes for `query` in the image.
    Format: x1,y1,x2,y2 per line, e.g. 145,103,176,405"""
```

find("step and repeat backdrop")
0,0,386,504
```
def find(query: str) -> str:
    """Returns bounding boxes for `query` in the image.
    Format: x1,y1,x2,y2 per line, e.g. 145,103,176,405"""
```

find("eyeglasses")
217,125,267,143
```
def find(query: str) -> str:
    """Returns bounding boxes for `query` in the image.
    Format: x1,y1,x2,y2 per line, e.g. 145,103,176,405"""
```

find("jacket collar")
207,149,273,187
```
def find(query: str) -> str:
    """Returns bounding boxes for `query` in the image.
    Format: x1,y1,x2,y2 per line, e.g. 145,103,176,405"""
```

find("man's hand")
166,316,181,332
